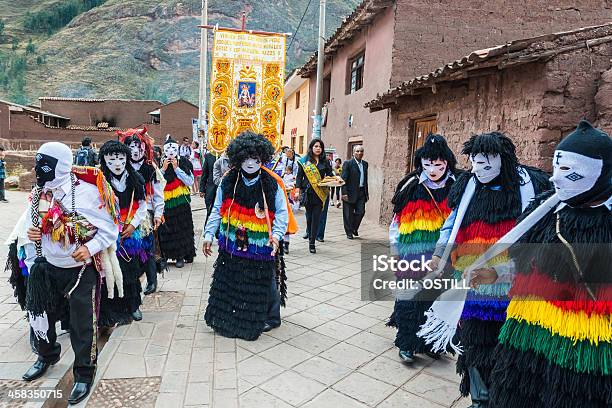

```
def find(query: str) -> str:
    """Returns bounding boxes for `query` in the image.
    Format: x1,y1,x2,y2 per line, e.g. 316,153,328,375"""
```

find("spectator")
0,147,7,203
295,138,333,254
341,145,369,239
74,137,98,166
212,152,230,186
191,141,203,194
282,163,296,254
179,136,192,159
153,146,163,167
199,149,218,225
332,157,342,207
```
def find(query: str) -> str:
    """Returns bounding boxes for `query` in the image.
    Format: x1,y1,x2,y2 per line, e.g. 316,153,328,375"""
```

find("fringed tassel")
6,241,27,309
276,249,288,307
417,308,463,354
25,257,56,317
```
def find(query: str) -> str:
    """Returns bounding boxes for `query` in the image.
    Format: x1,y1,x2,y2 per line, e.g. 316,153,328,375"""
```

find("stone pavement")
0,190,469,408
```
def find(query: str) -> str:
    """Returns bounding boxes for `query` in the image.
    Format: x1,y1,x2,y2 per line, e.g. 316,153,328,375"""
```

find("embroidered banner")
207,29,286,154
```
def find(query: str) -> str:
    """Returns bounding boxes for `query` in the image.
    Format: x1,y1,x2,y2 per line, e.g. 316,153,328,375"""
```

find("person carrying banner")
17,142,119,404
202,131,296,341
418,132,550,408
387,134,459,363
487,120,612,408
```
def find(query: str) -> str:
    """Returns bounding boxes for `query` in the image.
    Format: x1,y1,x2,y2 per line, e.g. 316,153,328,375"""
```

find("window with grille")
347,51,365,94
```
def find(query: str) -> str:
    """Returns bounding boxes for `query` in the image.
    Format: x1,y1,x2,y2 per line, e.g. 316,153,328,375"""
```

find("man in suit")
199,149,218,225
341,145,369,239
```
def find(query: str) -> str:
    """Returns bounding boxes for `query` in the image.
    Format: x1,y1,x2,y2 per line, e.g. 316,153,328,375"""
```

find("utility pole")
198,0,209,137
312,0,326,139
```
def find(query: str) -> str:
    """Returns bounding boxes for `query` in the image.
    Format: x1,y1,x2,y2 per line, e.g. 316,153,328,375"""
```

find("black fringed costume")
204,168,286,341
158,157,196,261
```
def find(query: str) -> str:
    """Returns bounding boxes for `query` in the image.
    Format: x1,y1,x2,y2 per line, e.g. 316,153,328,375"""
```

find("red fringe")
399,198,450,217
510,271,612,315
455,219,516,244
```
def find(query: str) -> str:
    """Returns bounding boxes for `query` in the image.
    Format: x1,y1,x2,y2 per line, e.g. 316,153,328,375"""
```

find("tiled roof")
297,0,394,78
366,23,612,112
39,97,162,103
0,98,70,120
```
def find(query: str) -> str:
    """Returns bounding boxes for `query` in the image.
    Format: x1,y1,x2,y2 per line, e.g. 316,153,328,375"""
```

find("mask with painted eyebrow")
470,153,501,184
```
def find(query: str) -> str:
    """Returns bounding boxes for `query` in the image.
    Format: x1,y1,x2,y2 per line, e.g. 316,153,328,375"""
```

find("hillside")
0,0,359,105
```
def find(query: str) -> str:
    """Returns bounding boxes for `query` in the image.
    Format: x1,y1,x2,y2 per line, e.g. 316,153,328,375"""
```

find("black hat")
554,120,611,206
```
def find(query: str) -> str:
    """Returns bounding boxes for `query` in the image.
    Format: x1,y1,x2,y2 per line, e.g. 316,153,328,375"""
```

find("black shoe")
184,257,194,264
425,350,442,360
0,199,8,203
302,233,308,239
353,230,359,237
175,259,185,268
22,357,59,381
309,245,316,254
346,234,354,240
157,259,168,274
144,282,157,295
316,238,324,243
283,242,289,254
262,322,281,332
132,309,143,321
68,382,91,405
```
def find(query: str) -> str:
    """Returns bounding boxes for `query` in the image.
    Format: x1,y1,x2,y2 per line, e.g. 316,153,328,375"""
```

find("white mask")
241,157,261,174
164,142,179,160
129,141,145,162
422,158,447,182
549,149,602,202
470,153,502,184
104,153,127,176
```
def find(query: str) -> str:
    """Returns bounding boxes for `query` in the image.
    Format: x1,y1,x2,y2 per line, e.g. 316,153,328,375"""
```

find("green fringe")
499,318,612,375
165,194,191,209
398,229,440,245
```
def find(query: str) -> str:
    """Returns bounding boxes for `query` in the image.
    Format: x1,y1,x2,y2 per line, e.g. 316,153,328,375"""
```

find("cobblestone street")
0,191,468,408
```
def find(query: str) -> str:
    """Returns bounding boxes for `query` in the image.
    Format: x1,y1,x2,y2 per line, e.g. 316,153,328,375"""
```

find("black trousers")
32,264,97,384
204,185,217,226
343,187,367,235
305,200,324,246
0,178,5,200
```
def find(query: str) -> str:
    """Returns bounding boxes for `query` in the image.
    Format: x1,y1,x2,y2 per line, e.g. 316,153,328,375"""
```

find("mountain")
0,0,359,105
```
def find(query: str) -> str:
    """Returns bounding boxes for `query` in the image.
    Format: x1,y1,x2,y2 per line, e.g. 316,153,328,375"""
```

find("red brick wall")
39,99,162,128
391,0,612,86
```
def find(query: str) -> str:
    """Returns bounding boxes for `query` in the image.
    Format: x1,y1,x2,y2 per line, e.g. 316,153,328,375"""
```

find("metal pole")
312,0,326,139
198,0,208,137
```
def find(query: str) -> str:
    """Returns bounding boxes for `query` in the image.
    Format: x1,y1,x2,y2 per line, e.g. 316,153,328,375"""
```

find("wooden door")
410,116,437,170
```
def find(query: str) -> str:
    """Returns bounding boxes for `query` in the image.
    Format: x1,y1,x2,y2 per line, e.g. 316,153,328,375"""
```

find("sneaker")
399,350,415,363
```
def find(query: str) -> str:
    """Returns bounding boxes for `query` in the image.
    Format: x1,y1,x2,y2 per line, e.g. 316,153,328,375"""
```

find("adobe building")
282,72,310,155
367,24,612,224
144,99,199,142
297,0,611,225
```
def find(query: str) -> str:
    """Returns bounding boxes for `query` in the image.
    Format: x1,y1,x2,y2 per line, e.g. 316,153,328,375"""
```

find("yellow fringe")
452,253,509,272
164,185,191,200
221,215,268,233
507,297,612,345
398,216,446,235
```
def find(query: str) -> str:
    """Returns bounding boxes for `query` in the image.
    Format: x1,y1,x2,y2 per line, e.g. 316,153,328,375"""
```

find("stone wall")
379,41,612,224
391,0,612,86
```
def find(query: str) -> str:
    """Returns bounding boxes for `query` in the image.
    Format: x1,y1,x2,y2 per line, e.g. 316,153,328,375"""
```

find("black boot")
175,259,185,268
309,244,316,254
283,241,289,254
144,282,157,295
68,382,91,405
467,366,489,408
132,309,143,321
144,258,157,295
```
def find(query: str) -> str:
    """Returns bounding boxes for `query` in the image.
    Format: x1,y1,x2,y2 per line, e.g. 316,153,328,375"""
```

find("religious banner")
207,28,286,154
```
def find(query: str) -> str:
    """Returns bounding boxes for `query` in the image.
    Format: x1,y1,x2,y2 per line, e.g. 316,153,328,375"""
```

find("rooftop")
0,98,70,120
297,0,393,78
366,23,612,112
39,97,162,103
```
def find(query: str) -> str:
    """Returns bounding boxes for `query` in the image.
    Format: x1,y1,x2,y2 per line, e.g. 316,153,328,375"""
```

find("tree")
0,19,5,42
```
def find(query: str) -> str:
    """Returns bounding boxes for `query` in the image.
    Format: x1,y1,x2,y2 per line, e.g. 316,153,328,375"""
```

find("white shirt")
110,172,148,228
355,159,365,187
132,161,165,219
23,179,119,269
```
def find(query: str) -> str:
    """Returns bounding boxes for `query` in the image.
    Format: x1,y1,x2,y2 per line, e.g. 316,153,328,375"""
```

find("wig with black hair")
306,138,325,163
414,133,457,174
462,132,519,186
99,140,145,201
226,131,274,168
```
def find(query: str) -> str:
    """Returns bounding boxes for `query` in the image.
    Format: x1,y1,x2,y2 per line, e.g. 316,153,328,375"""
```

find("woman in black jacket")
295,138,333,253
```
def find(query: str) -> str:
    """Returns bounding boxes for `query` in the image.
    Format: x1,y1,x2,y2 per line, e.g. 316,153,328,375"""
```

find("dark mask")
35,153,58,188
